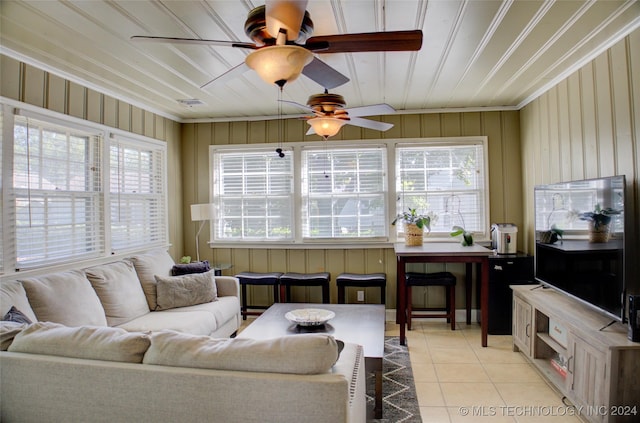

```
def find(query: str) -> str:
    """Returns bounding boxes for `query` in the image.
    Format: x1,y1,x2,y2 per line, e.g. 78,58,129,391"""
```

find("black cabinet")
488,254,534,335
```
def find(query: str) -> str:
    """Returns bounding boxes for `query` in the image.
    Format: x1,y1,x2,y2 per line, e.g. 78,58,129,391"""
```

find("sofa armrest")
215,276,239,298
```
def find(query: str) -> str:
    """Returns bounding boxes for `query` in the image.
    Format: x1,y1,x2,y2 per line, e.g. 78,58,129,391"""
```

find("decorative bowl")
285,308,335,326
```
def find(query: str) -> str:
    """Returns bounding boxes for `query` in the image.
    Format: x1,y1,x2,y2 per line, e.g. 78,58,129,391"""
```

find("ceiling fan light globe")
308,117,347,138
246,45,312,85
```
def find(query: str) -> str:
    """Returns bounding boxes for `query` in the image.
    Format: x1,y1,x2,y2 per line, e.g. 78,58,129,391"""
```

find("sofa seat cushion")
129,249,175,310
20,271,107,327
0,281,38,323
154,271,217,311
143,331,339,375
85,261,151,326
8,322,150,363
116,310,217,336
161,296,240,329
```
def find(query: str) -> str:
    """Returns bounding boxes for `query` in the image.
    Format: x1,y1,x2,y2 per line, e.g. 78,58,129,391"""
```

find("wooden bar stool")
280,272,331,304
336,273,386,304
406,271,456,330
235,272,282,320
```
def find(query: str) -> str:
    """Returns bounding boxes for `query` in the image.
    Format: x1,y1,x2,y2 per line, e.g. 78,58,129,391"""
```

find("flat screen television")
534,176,626,322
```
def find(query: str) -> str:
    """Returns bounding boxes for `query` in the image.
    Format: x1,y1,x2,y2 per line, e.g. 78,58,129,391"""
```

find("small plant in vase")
392,208,438,246
450,226,474,246
578,204,621,243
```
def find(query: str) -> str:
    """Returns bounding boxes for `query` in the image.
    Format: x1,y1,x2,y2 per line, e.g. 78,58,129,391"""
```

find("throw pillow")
129,249,175,310
0,321,28,351
85,261,151,326
154,271,217,311
20,271,108,327
8,321,151,363
143,331,338,375
171,260,211,276
2,306,33,324
0,280,38,323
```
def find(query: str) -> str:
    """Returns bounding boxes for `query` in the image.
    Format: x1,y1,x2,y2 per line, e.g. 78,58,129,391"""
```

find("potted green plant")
449,225,474,246
392,208,437,246
578,204,621,242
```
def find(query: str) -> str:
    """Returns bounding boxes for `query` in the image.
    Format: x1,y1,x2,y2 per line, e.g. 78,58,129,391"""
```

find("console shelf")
511,285,640,423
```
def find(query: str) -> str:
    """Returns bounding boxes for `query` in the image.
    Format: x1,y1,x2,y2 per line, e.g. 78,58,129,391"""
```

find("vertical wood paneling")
580,64,599,178
47,74,66,115
86,90,102,124
67,82,85,119
521,29,639,297
594,53,615,176
23,64,45,108
0,56,21,100
103,95,117,128
117,101,131,132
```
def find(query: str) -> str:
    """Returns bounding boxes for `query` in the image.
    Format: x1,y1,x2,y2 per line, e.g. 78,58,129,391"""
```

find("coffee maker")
491,223,518,255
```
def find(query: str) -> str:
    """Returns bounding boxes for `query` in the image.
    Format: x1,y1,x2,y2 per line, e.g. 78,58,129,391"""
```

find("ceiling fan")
131,0,423,90
281,90,395,139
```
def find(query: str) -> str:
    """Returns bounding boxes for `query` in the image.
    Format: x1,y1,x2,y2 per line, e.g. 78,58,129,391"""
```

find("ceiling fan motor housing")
307,93,348,117
245,5,314,46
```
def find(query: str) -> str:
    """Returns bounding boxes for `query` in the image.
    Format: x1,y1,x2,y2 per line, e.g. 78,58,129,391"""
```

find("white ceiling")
1,0,639,122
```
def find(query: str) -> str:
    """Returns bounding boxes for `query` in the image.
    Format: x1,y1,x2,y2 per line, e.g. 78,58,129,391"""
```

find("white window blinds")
396,143,487,235
13,115,104,269
109,137,168,252
213,150,294,241
302,146,387,239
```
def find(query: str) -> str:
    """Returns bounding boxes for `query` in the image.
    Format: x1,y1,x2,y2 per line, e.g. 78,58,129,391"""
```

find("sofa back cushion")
129,249,175,310
85,261,151,326
143,331,339,375
20,271,107,327
0,280,38,323
8,321,150,363
154,271,217,311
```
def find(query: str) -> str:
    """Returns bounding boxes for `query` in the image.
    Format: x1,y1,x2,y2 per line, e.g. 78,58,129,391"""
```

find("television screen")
534,176,625,322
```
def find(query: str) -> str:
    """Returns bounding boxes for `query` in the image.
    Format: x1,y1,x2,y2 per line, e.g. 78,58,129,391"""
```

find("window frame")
209,136,489,249
0,102,168,275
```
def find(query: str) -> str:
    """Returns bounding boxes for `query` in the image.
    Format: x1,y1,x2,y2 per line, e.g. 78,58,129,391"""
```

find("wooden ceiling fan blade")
346,103,395,117
266,0,308,42
305,30,423,53
200,63,250,90
130,35,256,49
302,58,350,89
348,117,394,132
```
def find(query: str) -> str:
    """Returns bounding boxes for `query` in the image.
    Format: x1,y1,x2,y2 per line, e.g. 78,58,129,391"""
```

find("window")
302,146,387,239
110,137,167,252
212,149,294,241
12,115,104,268
210,137,488,246
395,142,487,236
0,106,168,274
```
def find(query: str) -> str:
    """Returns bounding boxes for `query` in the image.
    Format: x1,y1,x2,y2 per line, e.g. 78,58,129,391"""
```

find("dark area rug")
366,336,421,422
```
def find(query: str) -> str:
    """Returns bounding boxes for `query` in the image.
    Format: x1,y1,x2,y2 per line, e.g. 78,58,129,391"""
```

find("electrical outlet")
357,290,365,302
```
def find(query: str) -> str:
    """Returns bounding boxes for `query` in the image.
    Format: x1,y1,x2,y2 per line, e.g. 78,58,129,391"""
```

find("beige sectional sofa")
0,250,366,422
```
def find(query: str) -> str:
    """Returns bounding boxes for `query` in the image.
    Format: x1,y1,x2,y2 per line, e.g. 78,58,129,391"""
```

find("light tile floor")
389,320,585,423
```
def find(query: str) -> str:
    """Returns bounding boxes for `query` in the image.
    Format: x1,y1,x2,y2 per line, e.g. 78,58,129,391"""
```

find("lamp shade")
245,45,313,85
307,117,347,138
190,203,214,221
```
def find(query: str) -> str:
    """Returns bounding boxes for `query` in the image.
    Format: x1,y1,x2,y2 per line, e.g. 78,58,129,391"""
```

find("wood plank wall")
520,29,639,294
0,55,184,260
182,111,523,309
